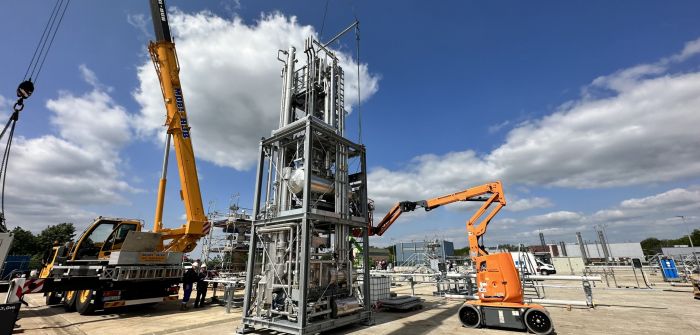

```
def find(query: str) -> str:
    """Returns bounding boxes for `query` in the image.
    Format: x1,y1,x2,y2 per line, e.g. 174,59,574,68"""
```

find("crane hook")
12,80,34,114
17,80,34,99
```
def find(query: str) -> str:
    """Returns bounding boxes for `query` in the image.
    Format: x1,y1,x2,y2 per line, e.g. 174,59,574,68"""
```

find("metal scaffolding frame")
238,34,372,335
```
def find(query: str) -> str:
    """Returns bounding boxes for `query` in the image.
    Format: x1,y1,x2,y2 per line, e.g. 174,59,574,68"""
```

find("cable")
0,0,70,231
319,0,330,39
23,0,62,80
34,0,71,84
355,22,362,144
23,0,71,83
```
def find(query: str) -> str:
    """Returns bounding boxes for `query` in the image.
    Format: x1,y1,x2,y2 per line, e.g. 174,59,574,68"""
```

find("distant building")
394,240,454,265
528,244,560,256
560,242,644,260
661,246,700,257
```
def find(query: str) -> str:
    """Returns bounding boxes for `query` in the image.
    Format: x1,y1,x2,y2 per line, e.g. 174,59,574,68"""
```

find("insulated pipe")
278,59,287,128
264,149,274,217
282,46,296,126
329,62,336,129
257,226,292,234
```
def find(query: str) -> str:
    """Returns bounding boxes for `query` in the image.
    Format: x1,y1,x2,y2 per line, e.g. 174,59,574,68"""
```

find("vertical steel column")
298,119,313,327
360,146,371,316
241,139,266,319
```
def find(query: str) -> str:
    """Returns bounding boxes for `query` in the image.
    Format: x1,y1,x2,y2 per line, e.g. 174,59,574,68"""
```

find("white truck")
510,251,556,275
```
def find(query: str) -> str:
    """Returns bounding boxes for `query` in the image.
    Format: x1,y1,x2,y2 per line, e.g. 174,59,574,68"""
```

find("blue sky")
2,1,700,251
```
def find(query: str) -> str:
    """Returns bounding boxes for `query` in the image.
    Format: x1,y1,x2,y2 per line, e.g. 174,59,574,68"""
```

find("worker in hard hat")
181,264,198,310
194,264,209,308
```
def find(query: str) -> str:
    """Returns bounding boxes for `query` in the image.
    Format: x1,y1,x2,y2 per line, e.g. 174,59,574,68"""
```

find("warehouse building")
560,242,644,260
394,240,454,265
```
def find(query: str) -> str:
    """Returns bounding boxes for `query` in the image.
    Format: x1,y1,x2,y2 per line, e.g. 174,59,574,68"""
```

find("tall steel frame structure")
238,35,372,334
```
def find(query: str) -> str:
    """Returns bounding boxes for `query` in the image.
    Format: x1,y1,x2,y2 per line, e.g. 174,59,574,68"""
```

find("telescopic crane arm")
370,181,506,260
148,0,207,253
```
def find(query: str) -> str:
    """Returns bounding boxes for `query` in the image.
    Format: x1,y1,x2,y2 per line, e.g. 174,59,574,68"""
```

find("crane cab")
40,217,143,278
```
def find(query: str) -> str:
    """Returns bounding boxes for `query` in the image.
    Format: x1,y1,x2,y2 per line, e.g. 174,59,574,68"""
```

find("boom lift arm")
370,181,506,259
369,181,553,334
148,0,207,253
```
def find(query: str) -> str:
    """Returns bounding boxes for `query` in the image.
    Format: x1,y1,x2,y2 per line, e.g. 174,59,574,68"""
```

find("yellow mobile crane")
33,0,208,314
149,0,207,253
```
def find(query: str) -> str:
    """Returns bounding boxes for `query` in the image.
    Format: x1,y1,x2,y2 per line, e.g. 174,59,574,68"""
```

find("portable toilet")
659,258,680,281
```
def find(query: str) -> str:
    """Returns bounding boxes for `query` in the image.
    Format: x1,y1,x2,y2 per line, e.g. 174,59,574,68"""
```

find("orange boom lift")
368,181,553,334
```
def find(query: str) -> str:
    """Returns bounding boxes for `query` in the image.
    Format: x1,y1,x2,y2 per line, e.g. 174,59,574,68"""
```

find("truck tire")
63,291,77,312
46,292,61,305
76,289,97,315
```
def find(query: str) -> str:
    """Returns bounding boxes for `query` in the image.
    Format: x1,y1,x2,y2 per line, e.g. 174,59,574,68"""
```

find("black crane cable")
0,0,70,232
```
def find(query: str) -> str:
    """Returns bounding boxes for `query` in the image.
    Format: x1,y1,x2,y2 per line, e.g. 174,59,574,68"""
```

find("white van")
510,252,557,275
535,259,556,275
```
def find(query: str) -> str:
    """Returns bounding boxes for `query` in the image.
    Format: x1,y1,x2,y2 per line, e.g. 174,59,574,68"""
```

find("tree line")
641,229,700,256
8,223,76,269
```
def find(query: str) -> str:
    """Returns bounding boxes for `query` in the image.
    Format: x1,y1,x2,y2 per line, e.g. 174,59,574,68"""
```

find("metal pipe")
322,20,359,48
153,132,171,232
526,298,592,307
282,46,296,126
526,275,602,281
329,62,336,129
257,225,294,234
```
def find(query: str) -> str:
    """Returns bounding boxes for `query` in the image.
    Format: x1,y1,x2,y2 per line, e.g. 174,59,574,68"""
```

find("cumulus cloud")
517,187,700,243
368,37,700,211
3,66,138,232
133,11,380,170
506,196,553,212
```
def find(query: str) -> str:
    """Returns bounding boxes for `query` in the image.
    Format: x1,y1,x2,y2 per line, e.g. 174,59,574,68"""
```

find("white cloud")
506,196,553,212
126,13,150,38
368,38,700,211
619,188,700,211
3,67,138,232
133,11,380,170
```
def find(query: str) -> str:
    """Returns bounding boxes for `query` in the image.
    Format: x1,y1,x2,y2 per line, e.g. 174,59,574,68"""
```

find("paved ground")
9,270,700,335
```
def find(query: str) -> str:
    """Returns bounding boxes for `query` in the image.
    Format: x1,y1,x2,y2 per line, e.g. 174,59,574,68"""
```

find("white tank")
287,168,335,194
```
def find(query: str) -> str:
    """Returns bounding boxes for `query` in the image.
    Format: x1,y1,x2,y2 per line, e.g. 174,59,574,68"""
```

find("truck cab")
40,217,143,278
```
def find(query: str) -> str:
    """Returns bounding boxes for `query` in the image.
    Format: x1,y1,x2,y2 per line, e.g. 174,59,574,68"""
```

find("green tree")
497,244,520,252
8,227,39,256
384,246,395,263
36,223,75,249
640,237,663,256
454,247,469,256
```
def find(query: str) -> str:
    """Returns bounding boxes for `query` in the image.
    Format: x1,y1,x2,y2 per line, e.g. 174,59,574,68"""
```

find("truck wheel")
46,292,62,305
63,291,77,312
540,269,548,276
76,289,97,315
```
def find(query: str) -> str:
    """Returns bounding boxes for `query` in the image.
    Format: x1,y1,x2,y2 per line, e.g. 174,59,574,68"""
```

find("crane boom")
148,0,207,252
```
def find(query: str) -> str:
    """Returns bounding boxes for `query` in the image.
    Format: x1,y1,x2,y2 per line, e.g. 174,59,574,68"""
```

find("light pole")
676,215,700,276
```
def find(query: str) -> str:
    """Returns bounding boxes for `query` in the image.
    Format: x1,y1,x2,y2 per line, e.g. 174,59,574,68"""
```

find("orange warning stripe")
104,301,126,308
